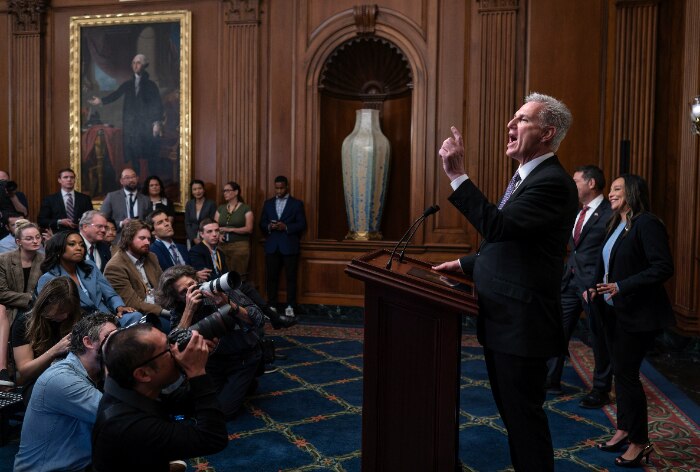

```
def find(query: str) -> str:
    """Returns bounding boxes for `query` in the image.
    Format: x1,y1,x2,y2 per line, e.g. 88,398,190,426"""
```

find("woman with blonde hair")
0,220,44,387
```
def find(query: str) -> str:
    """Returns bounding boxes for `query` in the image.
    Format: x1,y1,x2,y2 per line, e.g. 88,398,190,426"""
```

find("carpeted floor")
1,323,699,471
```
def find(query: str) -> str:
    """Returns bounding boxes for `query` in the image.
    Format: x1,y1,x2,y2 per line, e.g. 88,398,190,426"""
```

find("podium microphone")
398,205,440,263
386,205,440,270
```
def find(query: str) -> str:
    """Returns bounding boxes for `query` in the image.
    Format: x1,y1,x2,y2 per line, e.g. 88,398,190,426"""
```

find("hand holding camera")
170,330,209,378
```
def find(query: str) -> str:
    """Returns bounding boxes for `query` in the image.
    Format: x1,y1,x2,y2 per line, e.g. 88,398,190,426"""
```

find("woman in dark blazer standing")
184,179,217,247
586,174,675,467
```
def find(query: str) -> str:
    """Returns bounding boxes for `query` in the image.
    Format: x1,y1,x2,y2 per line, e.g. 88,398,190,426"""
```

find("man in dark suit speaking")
37,168,93,232
433,93,578,471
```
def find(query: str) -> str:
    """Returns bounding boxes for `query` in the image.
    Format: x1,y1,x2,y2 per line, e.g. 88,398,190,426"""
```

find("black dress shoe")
544,381,563,395
579,390,611,409
615,442,653,467
264,306,298,329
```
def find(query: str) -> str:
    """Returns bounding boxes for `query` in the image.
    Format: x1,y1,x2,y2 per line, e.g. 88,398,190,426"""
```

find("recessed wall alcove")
317,36,413,241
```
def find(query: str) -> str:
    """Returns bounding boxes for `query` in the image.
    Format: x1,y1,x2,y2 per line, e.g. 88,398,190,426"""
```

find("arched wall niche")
317,36,413,240
298,6,429,244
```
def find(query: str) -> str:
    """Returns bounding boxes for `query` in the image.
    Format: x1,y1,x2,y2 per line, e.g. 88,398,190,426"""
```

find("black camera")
0,179,17,195
167,272,242,351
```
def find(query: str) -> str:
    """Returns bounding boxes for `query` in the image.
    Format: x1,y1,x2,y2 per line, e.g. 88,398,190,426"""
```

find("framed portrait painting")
69,10,191,211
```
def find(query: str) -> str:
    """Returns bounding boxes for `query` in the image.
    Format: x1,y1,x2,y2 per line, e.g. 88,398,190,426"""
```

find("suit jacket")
150,239,191,271
37,260,125,314
184,199,217,242
593,212,675,332
0,250,44,324
259,195,307,255
451,156,578,358
82,237,113,272
104,250,163,315
100,189,151,228
562,199,613,293
37,191,94,231
189,243,228,279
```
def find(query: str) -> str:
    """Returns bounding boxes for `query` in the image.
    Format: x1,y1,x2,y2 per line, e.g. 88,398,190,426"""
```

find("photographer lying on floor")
155,265,264,419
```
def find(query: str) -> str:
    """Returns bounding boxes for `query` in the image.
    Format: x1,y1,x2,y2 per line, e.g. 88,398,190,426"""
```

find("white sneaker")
285,305,295,317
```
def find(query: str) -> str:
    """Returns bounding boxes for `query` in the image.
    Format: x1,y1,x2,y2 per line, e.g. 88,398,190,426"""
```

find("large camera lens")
168,304,235,351
199,271,241,293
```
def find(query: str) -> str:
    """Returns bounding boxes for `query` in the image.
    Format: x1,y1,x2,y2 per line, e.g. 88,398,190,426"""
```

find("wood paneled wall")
1,0,699,334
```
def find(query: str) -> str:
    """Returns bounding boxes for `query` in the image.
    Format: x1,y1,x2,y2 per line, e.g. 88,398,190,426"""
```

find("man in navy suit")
259,176,307,316
38,168,94,232
546,165,613,408
434,93,578,471
79,211,113,272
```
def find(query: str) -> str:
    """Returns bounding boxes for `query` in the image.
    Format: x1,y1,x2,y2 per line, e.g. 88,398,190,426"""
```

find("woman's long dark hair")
40,230,92,276
25,276,82,357
607,173,651,235
142,175,167,199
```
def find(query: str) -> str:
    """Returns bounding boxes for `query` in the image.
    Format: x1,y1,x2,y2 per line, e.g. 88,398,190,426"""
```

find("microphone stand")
385,205,440,270
398,205,440,263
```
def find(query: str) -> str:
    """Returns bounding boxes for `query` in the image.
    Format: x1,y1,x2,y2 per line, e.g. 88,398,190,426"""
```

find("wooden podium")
345,249,478,471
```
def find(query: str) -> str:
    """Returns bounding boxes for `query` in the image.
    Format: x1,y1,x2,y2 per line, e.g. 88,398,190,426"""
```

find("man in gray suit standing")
545,165,613,408
100,168,151,232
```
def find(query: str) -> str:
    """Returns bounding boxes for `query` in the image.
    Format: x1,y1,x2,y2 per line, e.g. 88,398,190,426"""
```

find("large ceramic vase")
341,109,391,240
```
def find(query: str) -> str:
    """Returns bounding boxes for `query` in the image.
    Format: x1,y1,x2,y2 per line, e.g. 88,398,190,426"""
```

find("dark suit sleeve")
189,246,208,271
37,195,60,230
458,254,476,278
616,217,674,295
450,177,573,242
286,200,307,236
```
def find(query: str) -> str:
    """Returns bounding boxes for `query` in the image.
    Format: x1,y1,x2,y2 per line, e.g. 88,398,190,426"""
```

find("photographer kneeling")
156,265,264,419
92,323,228,472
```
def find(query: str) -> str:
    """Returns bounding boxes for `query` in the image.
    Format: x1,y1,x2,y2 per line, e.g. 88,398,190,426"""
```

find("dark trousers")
264,250,300,306
547,279,612,391
207,348,262,419
484,348,553,472
601,304,658,444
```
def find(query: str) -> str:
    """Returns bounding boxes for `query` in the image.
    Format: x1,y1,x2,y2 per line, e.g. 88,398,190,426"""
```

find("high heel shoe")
597,436,629,452
614,442,653,468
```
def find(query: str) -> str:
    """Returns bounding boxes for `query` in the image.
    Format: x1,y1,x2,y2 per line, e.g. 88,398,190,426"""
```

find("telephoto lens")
168,304,238,351
199,272,241,293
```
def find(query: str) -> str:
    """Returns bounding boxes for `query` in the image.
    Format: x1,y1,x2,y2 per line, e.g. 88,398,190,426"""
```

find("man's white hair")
132,54,148,66
524,92,572,152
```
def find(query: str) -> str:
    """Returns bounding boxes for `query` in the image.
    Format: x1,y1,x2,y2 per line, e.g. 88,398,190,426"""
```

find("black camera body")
167,272,242,351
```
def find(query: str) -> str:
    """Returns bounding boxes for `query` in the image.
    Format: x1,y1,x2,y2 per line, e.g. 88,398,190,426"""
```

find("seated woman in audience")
215,181,254,278
11,276,82,402
36,230,135,320
184,179,216,247
0,220,45,387
586,174,675,467
142,175,174,220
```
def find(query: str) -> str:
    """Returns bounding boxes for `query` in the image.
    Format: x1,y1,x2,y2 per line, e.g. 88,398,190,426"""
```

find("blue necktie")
498,171,521,209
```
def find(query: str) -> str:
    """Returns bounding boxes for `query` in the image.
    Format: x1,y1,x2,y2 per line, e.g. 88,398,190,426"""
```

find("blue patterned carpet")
2,323,699,471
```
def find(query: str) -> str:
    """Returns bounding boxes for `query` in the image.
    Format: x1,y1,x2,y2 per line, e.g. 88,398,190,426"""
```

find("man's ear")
132,367,153,384
540,126,556,144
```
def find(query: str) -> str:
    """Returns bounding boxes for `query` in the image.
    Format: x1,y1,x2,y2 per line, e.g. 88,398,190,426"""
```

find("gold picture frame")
69,10,191,211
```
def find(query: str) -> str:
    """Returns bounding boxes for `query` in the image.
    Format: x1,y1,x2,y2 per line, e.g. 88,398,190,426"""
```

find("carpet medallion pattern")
187,325,700,471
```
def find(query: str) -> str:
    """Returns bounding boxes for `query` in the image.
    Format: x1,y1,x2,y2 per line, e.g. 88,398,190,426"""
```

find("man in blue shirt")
13,313,118,472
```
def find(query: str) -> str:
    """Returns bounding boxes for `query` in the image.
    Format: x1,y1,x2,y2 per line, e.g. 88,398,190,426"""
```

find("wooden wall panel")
610,0,659,183
528,0,607,173
0,7,10,171
672,0,700,333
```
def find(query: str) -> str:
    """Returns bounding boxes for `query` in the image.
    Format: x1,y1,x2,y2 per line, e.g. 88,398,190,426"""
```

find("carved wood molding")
475,4,520,203
478,0,519,13
8,0,48,34
353,4,378,35
610,0,659,183
224,0,261,25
